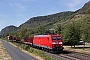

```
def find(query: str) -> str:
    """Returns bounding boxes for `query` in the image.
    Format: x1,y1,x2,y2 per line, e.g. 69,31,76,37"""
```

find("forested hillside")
19,11,74,29
0,25,18,36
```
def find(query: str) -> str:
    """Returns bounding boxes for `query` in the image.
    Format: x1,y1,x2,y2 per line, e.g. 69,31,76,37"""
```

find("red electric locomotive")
33,34,64,52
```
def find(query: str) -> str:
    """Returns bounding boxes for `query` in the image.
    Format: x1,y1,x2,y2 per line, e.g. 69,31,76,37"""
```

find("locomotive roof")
34,35,48,37
34,34,61,37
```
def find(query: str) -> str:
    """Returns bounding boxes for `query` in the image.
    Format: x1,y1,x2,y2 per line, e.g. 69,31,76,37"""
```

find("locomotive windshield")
52,36,61,40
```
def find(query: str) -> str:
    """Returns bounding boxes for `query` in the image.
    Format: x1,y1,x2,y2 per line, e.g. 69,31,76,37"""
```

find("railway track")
61,51,90,60
45,50,90,60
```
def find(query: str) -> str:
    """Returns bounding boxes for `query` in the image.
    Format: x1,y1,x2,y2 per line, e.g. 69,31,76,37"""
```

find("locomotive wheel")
46,49,50,52
50,51,55,54
43,48,47,51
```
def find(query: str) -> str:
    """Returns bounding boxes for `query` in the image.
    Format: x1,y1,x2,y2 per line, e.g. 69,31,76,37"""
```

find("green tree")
55,24,62,34
62,22,80,47
25,28,35,37
81,20,90,49
17,27,27,39
36,26,46,34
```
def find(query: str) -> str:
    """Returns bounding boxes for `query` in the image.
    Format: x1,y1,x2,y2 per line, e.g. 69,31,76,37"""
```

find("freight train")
7,34,64,53
7,36,21,42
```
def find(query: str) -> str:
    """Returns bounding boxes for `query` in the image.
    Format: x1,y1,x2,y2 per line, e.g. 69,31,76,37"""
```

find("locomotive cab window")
57,37,61,40
52,37,57,40
52,36,61,40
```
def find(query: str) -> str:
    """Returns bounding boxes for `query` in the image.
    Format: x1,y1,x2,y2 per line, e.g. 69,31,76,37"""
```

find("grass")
28,48,53,60
16,43,54,60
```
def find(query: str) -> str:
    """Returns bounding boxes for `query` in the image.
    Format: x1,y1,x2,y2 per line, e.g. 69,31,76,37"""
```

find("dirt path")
0,39,12,60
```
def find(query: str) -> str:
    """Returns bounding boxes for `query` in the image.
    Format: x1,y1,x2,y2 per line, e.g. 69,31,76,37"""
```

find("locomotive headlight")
59,42,62,44
52,42,56,44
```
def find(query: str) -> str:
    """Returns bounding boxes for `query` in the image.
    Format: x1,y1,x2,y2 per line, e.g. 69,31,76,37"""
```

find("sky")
0,0,89,31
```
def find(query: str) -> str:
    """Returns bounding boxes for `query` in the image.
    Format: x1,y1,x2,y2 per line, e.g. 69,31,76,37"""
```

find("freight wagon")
24,37,33,46
7,36,21,42
7,36,13,40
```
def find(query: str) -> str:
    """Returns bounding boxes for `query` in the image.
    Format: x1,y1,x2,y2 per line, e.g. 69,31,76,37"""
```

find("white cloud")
9,3,28,11
0,20,8,31
15,3,28,11
23,0,38,2
8,3,13,6
67,0,81,10
67,0,89,11
18,14,23,17
46,11,56,15
18,5,27,11
23,0,30,2
0,1,5,6
8,2,28,11
0,13,5,17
